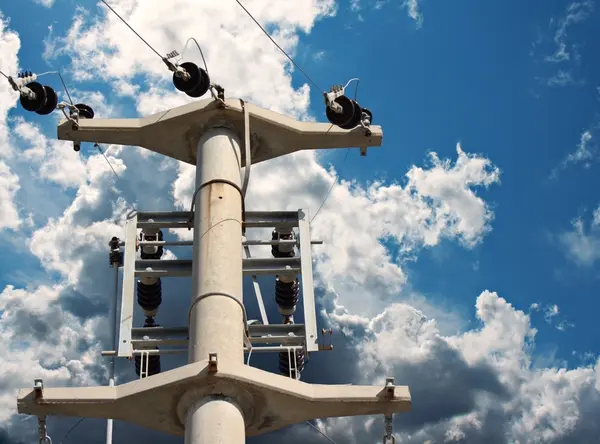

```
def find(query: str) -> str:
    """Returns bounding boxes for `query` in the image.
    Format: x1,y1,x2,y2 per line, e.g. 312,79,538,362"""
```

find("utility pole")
16,92,410,443
186,125,246,443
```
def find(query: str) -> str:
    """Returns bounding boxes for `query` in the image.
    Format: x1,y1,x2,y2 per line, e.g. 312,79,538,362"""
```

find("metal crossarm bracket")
115,209,321,357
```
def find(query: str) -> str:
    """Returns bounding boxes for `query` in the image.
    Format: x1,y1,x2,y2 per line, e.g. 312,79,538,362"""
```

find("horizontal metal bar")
132,334,305,348
101,345,304,357
131,324,306,339
134,240,193,247
123,239,324,247
138,221,190,229
134,211,301,229
131,338,187,347
135,258,302,277
136,211,190,221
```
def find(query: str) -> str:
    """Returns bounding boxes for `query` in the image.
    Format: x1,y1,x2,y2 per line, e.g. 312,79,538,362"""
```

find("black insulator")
137,278,162,313
172,62,210,98
143,317,159,328
275,277,299,314
19,82,46,112
139,229,164,259
108,236,120,250
71,103,95,119
325,95,354,127
279,349,305,380
35,85,58,115
109,250,123,266
271,230,295,258
108,236,123,266
338,100,363,130
134,352,161,378
186,69,210,98
326,95,365,130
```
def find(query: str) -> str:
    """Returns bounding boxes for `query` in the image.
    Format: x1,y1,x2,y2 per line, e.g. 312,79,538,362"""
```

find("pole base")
17,359,410,437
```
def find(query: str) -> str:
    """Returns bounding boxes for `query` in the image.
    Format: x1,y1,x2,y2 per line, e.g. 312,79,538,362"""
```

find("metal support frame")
17,95,410,444
114,209,321,358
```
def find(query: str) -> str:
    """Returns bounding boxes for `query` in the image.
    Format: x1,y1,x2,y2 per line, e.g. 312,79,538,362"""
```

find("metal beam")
134,258,302,277
298,209,319,352
117,216,137,357
57,98,383,167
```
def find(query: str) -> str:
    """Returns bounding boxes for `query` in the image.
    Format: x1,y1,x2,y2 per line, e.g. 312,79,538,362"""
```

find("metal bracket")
208,353,218,372
384,377,396,398
114,210,321,362
324,84,345,113
33,379,43,400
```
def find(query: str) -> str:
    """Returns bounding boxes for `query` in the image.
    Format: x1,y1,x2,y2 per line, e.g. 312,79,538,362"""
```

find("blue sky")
1,0,600,443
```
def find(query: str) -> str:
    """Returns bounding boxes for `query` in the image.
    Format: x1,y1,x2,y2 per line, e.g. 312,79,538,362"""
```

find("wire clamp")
382,414,395,444
324,84,345,114
37,415,52,444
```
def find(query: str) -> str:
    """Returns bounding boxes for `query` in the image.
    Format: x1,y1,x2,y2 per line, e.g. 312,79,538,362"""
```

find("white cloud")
315,290,600,443
551,128,596,177
0,161,21,230
0,13,23,231
558,214,600,267
530,302,574,331
32,0,56,7
0,1,597,443
546,1,594,64
404,0,423,26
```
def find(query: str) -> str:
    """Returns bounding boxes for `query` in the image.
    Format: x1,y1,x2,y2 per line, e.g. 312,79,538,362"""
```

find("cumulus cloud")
0,14,23,231
0,2,598,444
310,290,600,443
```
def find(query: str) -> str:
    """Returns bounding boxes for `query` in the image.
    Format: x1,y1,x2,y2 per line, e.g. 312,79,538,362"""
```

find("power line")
304,420,338,443
233,0,324,93
95,143,121,182
310,148,350,224
58,418,85,443
100,0,165,61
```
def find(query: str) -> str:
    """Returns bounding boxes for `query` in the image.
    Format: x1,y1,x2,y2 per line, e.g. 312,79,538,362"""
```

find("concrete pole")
106,266,119,444
185,126,245,444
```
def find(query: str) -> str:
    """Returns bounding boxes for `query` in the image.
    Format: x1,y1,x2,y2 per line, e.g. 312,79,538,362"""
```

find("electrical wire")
95,143,121,182
58,418,85,444
94,143,139,217
234,0,324,93
37,71,74,105
178,37,210,78
304,420,338,443
100,0,165,61
310,148,350,224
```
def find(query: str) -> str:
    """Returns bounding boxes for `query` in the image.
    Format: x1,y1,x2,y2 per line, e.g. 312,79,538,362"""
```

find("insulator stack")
18,71,58,116
279,349,305,380
137,277,162,318
172,62,210,98
271,229,295,258
108,236,123,267
275,275,299,317
139,225,164,260
134,318,161,378
324,84,373,132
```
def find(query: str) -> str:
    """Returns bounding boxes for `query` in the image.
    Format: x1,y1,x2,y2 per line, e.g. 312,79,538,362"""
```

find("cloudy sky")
1,0,600,443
